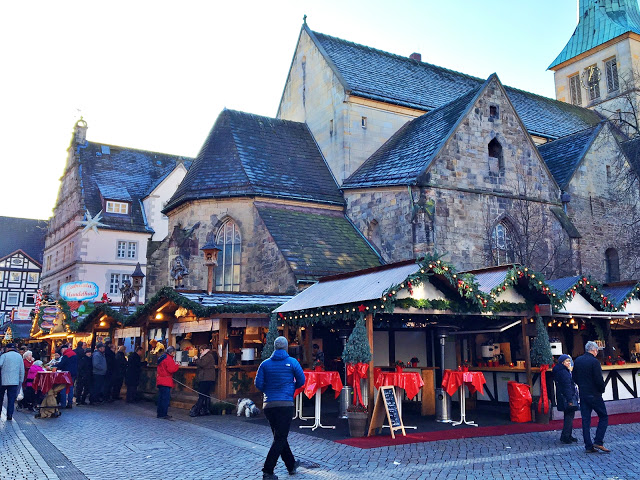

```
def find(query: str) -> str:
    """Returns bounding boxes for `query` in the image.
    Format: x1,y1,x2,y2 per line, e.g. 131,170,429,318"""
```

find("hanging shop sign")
59,281,99,301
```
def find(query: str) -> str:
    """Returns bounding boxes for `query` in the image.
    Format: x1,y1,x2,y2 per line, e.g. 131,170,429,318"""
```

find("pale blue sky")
0,0,579,219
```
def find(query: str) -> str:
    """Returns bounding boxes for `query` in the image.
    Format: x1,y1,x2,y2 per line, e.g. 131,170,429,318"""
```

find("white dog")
237,398,260,418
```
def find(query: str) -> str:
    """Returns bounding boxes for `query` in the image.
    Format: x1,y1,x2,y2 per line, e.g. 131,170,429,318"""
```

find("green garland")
489,266,566,312
561,277,617,312
611,282,640,310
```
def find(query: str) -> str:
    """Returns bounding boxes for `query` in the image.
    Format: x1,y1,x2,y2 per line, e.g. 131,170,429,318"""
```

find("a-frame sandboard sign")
367,385,406,438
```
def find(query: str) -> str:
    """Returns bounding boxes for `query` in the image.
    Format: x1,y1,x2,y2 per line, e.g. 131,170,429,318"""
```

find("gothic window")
215,219,241,292
491,222,515,266
605,248,620,283
605,58,619,93
488,138,504,175
569,74,582,105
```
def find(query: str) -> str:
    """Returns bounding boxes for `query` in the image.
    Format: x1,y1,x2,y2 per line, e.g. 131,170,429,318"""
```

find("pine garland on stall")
342,313,372,364
261,314,280,360
530,314,553,367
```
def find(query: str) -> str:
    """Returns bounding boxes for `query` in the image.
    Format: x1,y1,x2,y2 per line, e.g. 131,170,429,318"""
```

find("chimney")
410,52,422,62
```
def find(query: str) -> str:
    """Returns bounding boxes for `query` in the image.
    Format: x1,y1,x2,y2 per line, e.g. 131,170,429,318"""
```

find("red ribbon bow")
346,362,369,406
538,364,550,415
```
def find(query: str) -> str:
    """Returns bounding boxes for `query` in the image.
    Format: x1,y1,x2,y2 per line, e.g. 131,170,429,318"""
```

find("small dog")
237,398,260,418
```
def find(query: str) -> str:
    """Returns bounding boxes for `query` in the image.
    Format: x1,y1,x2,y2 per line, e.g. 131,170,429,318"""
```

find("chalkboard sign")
368,386,406,438
383,387,401,428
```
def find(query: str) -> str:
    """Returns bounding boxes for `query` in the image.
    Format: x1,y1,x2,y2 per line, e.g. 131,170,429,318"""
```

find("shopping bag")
17,386,24,402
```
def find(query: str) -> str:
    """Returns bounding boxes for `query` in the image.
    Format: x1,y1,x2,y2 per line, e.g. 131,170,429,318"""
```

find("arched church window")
488,138,504,175
215,219,241,291
605,248,620,283
491,222,514,266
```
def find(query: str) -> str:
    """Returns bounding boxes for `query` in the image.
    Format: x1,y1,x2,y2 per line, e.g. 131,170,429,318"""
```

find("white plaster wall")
143,164,187,241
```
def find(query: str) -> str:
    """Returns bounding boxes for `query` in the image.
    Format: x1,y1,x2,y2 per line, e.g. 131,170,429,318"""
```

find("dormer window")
106,200,129,214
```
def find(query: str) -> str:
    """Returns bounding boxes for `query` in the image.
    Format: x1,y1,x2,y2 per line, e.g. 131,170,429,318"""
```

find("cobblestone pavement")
4,398,640,480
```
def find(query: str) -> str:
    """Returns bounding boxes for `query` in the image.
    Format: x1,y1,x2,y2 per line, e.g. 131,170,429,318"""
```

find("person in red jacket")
156,346,179,420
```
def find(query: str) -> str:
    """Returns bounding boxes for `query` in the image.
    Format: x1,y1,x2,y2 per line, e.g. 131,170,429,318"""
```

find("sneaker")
288,460,301,475
593,444,611,453
263,474,278,480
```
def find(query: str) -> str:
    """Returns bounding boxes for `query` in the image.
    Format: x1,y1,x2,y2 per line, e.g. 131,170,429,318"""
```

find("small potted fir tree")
342,314,372,437
530,314,553,424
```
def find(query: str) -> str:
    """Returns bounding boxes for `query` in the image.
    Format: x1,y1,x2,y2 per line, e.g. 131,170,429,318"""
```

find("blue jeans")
60,384,74,407
580,394,608,449
157,386,171,418
0,385,19,419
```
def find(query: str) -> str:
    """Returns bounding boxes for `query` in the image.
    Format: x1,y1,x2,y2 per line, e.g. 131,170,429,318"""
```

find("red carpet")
336,412,640,449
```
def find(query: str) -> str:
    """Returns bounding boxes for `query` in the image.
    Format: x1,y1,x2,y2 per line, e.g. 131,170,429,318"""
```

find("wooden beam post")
218,318,228,400
521,317,532,388
366,313,375,412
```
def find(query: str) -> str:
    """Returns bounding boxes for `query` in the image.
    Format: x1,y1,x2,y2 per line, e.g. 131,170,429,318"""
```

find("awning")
114,327,141,339
171,319,213,334
450,320,521,335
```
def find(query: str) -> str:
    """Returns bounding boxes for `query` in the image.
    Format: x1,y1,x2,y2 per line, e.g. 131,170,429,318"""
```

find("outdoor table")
294,370,343,430
442,370,486,427
374,369,424,429
33,371,73,395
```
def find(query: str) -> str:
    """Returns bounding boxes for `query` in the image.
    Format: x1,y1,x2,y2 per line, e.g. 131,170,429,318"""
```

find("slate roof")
601,282,638,306
77,142,191,233
164,110,344,213
621,136,640,174
255,204,382,281
546,276,583,294
308,28,602,140
537,124,602,189
0,216,47,263
179,292,293,308
343,85,483,188
549,0,640,69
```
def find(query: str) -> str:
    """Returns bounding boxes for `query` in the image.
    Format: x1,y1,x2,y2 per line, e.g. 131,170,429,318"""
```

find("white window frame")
9,272,21,283
605,57,619,93
27,272,39,283
127,242,137,259
569,74,582,105
6,292,19,306
117,240,127,258
106,201,129,214
109,273,120,294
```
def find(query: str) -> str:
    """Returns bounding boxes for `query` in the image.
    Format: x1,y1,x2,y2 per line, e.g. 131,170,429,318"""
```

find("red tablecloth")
442,370,486,396
33,371,73,394
295,371,343,399
373,368,424,400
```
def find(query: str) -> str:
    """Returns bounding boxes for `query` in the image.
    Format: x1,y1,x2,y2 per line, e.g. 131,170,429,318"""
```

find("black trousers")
125,383,138,402
263,406,296,475
76,377,90,403
112,376,124,399
560,409,576,441
90,375,105,403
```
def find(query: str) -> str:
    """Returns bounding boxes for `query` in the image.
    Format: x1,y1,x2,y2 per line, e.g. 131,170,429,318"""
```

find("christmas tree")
261,314,280,360
342,314,372,364
530,314,553,366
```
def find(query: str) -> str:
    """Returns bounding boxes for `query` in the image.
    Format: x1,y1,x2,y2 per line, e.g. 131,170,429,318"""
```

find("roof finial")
303,14,307,25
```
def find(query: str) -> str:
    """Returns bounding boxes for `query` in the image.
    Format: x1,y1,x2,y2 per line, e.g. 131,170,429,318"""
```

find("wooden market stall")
126,287,292,406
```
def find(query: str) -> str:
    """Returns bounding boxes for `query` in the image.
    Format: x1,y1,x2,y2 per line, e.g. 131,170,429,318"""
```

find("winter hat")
96,343,104,349
274,336,288,350
5,343,15,349
558,354,571,364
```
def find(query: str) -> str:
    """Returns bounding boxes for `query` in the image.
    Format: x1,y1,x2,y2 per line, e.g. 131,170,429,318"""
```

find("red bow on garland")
346,362,369,406
538,364,550,415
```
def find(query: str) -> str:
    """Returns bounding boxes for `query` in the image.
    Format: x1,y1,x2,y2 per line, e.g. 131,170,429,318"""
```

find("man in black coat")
125,347,146,403
103,339,116,402
112,346,127,400
74,342,85,359
572,341,609,453
76,349,92,405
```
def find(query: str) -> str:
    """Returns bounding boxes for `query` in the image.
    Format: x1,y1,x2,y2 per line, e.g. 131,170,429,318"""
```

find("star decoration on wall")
76,209,108,235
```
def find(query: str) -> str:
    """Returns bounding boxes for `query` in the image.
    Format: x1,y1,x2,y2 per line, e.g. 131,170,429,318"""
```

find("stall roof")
601,281,640,308
465,266,511,294
274,261,419,313
546,276,582,294
178,292,293,308
450,319,521,335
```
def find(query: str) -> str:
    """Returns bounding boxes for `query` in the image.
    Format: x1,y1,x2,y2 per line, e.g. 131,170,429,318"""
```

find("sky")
0,0,580,220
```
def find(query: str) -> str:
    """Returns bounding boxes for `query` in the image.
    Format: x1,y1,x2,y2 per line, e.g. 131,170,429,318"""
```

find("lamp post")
131,262,145,306
200,241,221,295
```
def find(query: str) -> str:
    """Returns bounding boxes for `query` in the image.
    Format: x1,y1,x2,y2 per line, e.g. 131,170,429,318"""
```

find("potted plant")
410,357,419,368
395,360,404,373
313,360,325,371
342,313,372,437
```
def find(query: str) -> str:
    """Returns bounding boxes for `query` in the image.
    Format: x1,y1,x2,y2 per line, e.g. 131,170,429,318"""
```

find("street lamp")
131,262,145,305
200,241,221,295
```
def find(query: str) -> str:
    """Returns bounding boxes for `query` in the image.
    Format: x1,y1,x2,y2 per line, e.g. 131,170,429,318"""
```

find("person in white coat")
0,343,25,420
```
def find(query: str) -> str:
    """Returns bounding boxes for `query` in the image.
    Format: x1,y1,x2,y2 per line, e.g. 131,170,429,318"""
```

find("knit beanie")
274,336,288,350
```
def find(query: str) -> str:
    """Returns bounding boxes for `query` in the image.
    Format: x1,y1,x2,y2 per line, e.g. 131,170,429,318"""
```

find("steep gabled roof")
255,203,382,281
77,142,190,234
537,124,603,189
549,0,640,69
307,27,602,140
343,84,483,188
164,110,343,213
0,216,47,263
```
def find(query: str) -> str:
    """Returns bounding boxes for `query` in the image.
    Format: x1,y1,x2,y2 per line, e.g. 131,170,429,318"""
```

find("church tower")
550,0,640,131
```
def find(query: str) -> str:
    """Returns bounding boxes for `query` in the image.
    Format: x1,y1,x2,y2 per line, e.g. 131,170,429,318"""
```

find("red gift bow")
346,362,369,406
538,364,550,415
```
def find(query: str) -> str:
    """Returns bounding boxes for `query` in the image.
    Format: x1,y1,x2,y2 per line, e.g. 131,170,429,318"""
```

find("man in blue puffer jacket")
255,336,305,480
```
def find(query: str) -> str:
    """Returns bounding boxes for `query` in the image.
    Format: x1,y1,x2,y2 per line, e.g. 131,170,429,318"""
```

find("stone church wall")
151,198,297,295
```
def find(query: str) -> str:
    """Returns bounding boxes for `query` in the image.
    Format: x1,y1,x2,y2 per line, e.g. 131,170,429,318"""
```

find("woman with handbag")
553,354,579,444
